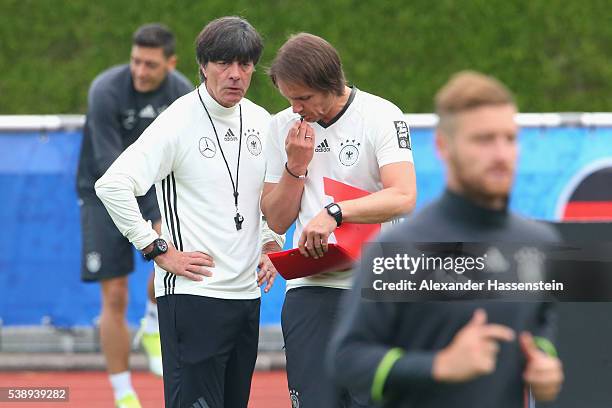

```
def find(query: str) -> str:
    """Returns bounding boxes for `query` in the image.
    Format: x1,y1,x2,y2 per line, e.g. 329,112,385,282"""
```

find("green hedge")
1,0,610,114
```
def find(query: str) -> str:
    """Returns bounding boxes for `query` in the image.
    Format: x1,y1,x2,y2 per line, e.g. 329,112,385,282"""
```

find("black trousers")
157,294,260,408
282,287,370,408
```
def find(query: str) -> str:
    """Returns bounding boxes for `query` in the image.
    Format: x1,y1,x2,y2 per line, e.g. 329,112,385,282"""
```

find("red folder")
269,178,381,280
268,244,355,280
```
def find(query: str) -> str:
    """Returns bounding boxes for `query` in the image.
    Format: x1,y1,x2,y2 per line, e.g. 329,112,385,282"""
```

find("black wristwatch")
143,238,168,261
325,203,343,227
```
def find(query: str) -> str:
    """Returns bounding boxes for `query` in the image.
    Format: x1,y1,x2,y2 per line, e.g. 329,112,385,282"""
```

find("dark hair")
268,33,346,96
195,16,263,74
132,23,176,58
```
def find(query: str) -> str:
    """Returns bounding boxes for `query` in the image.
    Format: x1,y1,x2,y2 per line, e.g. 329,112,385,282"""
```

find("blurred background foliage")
0,0,610,114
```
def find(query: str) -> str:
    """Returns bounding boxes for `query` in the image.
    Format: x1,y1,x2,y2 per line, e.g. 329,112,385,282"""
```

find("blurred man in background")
330,71,563,407
262,33,416,407
76,23,192,408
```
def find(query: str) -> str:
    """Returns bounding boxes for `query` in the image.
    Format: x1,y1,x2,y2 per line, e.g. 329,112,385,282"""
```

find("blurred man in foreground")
330,71,564,407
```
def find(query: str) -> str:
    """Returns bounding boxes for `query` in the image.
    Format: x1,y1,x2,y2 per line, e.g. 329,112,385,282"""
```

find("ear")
166,55,177,71
199,63,207,81
435,129,450,162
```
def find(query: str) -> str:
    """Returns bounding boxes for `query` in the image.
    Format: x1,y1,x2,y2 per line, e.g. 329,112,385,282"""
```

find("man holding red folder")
262,33,417,407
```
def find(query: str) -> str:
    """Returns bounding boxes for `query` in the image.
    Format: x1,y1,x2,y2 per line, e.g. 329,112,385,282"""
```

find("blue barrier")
1,123,612,327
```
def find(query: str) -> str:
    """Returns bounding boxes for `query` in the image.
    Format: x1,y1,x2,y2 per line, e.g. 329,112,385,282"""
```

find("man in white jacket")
95,17,282,408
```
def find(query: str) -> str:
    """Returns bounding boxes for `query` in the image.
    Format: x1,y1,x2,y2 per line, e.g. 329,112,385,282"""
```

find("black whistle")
234,213,244,231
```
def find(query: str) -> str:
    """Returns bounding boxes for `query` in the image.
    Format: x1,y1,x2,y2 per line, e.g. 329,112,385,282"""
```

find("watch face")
157,239,168,252
328,204,341,215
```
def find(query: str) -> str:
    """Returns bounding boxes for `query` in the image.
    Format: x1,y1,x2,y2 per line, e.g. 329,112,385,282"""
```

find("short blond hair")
435,71,515,133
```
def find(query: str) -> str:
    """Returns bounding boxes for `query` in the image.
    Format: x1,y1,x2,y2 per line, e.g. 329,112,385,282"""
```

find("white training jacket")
96,85,283,299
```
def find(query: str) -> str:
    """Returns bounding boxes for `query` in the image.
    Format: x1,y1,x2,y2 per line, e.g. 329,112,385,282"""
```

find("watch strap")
143,238,167,261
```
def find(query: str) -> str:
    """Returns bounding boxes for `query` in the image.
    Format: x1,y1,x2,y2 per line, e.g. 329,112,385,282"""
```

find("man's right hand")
154,243,214,281
433,309,515,382
520,332,564,401
285,119,315,176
